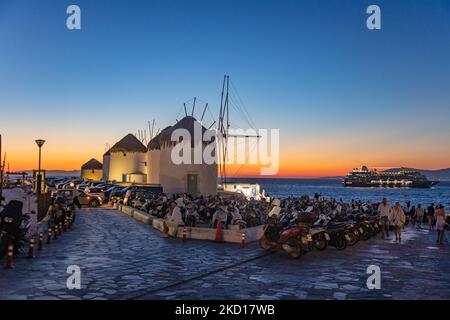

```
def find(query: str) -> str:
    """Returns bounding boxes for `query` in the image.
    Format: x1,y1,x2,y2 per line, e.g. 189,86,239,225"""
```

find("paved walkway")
0,207,448,300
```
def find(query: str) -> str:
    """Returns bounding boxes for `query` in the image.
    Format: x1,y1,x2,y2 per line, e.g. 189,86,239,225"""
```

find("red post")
47,228,52,244
215,219,223,242
6,244,14,269
27,238,35,259
38,233,43,251
240,233,246,248
182,227,187,242
54,225,58,240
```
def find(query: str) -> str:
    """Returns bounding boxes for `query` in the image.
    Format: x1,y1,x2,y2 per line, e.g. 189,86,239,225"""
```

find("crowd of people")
132,193,270,229
378,199,448,245
128,192,449,244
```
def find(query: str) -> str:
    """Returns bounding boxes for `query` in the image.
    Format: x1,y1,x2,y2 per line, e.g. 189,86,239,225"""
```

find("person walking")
377,198,391,239
415,204,425,229
435,205,446,245
391,202,406,242
410,205,416,228
427,203,435,231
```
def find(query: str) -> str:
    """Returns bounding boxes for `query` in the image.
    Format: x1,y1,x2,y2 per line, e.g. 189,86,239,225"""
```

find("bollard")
63,219,68,232
38,233,44,251
47,228,52,244
59,222,63,235
27,239,35,259
240,233,246,248
54,225,58,240
6,244,14,269
182,227,187,242
215,219,223,242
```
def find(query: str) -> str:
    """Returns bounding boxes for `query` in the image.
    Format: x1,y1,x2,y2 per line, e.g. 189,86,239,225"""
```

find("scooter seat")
326,222,347,229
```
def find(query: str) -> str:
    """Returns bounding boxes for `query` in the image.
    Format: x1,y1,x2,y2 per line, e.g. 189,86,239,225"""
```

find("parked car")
123,185,163,206
104,186,127,203
85,186,107,194
52,189,104,207
77,191,104,207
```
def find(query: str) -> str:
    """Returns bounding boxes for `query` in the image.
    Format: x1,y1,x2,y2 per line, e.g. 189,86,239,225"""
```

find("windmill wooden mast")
218,75,230,185
217,75,260,185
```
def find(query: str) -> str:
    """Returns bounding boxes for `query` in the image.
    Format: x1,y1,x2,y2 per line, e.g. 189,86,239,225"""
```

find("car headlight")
97,197,102,201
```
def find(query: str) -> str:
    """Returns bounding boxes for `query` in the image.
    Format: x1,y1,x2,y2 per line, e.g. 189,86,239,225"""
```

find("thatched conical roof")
105,134,147,155
81,158,103,170
147,116,210,151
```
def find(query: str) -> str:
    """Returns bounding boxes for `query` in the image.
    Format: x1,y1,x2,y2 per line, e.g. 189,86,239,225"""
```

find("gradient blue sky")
1,0,449,175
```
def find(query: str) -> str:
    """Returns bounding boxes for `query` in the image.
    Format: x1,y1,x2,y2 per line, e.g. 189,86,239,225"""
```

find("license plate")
345,235,351,241
359,227,364,233
324,233,330,241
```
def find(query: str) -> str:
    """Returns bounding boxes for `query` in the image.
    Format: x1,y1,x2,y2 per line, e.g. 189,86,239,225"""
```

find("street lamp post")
35,139,45,195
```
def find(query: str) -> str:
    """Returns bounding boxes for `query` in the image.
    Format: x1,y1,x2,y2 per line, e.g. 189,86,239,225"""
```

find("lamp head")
35,139,46,148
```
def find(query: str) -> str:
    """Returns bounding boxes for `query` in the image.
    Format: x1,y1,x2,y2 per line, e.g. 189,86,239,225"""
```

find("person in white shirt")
211,206,228,229
391,202,406,242
167,201,184,226
415,204,425,228
377,198,391,239
268,198,281,218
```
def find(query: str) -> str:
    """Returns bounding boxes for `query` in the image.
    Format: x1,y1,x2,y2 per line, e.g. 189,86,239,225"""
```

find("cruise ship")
343,166,439,188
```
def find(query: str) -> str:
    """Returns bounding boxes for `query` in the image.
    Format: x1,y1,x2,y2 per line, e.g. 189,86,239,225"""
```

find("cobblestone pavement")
0,207,448,300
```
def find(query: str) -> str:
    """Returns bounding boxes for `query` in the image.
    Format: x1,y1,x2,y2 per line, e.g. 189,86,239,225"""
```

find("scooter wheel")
334,237,347,250
361,228,371,241
259,236,273,251
314,234,328,251
282,244,302,259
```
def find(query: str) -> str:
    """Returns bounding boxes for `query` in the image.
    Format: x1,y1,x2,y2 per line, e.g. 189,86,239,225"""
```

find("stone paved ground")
0,207,449,300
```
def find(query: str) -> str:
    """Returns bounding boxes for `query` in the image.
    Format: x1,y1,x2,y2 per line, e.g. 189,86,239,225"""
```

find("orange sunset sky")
2,127,449,178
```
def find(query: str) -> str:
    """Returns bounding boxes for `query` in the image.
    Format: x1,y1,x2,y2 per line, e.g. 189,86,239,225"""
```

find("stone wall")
115,204,264,243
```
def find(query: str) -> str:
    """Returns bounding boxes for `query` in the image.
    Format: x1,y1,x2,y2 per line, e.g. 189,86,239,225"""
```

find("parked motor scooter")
314,214,352,250
0,200,32,259
260,216,312,259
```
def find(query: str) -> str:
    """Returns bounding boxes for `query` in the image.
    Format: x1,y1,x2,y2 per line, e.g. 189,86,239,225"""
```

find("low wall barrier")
115,204,264,243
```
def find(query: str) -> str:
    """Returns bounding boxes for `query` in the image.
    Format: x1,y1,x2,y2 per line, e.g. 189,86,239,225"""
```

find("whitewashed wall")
147,146,217,195
81,169,103,181
107,151,147,183
102,154,110,182
147,149,161,184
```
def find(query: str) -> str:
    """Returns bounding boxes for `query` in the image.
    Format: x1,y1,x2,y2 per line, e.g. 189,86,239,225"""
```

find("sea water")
229,178,450,207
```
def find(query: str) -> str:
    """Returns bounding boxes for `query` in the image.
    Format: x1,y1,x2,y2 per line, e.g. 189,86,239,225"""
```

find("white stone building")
102,134,147,183
81,158,103,181
100,117,217,195
147,116,217,196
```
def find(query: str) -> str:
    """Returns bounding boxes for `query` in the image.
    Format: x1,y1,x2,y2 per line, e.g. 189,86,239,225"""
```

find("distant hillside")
22,170,81,178
383,168,450,181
